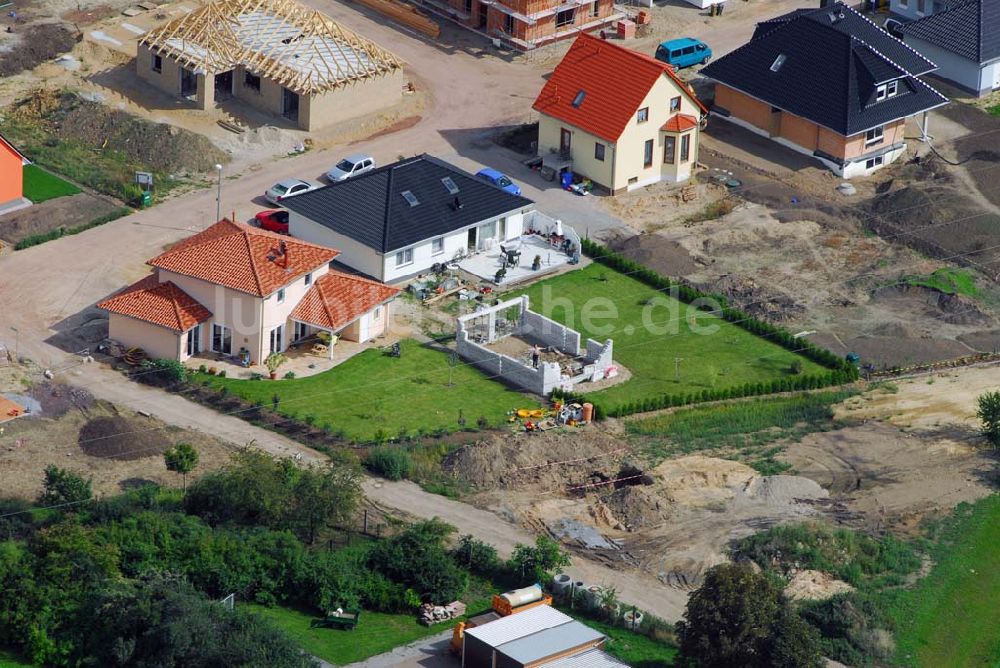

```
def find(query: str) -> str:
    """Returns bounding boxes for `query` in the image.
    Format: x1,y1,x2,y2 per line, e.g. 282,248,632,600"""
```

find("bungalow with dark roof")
282,154,536,282
532,33,708,194
702,2,949,177
97,219,399,364
897,0,1000,97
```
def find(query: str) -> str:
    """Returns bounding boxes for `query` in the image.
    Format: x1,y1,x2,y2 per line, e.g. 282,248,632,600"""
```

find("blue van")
655,38,712,69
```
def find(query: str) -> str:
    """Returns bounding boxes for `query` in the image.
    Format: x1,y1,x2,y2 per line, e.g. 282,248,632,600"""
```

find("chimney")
278,240,289,268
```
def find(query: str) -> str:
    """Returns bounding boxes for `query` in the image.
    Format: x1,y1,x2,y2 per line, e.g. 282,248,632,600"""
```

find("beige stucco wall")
108,313,181,361
300,69,406,131
538,72,702,192
260,263,330,355
233,65,286,120
136,44,183,99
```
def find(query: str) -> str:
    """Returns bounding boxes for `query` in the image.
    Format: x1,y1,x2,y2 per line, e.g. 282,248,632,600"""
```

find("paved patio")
458,234,576,286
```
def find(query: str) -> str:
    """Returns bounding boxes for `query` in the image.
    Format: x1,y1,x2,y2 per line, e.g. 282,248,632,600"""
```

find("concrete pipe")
622,609,644,630
552,573,572,597
585,585,605,610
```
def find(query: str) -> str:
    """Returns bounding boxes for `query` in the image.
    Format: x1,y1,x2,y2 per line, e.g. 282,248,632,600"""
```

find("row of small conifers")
551,240,860,420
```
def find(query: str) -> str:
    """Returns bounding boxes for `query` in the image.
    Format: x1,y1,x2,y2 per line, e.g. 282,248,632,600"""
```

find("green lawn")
890,495,1000,667
514,264,826,411
21,164,80,203
0,648,34,668
988,104,1000,117
572,616,677,667
248,603,455,665
196,339,536,442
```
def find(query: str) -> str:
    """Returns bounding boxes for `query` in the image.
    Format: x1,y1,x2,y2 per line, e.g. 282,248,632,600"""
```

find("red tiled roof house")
98,220,399,363
0,133,30,214
533,34,707,194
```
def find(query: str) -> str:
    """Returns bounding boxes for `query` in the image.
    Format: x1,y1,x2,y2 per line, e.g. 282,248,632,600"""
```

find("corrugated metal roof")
495,621,604,664
545,648,631,668
464,605,572,647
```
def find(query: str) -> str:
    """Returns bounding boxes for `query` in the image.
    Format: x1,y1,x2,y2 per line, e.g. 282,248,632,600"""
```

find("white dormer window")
876,80,899,101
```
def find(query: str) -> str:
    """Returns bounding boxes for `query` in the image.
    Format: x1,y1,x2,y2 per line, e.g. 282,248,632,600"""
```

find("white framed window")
395,248,413,267
304,272,312,286
670,96,681,112
186,323,201,356
916,0,926,13
865,126,884,146
432,237,445,255
374,306,381,319
269,325,283,355
594,142,605,161
865,155,884,169
876,80,899,101
276,288,285,303
637,107,649,123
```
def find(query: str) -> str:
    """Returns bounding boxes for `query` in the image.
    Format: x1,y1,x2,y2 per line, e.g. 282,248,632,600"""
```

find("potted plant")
265,352,287,380
494,267,507,285
532,254,542,271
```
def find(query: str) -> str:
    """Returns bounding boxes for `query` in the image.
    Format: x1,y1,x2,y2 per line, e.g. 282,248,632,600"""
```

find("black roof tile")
702,2,948,136
898,0,1000,64
282,155,534,254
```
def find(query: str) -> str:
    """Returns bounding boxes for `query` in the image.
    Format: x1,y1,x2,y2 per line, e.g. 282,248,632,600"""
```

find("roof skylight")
441,177,459,194
401,190,420,207
770,54,787,72
571,90,586,108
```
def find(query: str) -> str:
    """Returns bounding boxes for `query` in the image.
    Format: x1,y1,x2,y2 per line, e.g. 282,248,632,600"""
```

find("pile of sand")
785,569,854,601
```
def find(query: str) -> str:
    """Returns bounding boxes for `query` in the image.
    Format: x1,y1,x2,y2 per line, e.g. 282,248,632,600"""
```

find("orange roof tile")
532,33,707,144
290,270,400,332
661,113,699,133
148,219,340,297
97,274,212,332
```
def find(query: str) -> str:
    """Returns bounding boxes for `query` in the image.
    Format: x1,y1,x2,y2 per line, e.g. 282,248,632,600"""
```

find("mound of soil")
0,23,78,77
445,429,626,491
700,274,804,323
610,233,699,277
9,90,229,174
601,485,672,531
78,416,169,460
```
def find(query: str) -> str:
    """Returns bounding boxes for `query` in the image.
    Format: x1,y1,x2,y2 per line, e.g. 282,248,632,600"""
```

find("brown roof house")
533,34,707,194
137,0,405,131
98,219,399,364
702,2,948,177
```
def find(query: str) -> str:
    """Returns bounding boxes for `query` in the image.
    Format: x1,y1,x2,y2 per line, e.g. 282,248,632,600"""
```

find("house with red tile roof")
0,133,31,214
533,33,707,194
98,219,399,364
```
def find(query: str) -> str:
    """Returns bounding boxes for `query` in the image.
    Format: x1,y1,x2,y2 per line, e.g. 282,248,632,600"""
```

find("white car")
264,178,320,205
326,154,376,182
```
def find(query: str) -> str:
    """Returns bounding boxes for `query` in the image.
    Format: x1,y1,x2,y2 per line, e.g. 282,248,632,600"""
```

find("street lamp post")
215,164,223,222
9,326,18,361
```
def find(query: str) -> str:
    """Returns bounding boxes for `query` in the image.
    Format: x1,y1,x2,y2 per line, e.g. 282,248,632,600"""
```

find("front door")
214,70,233,101
467,227,477,253
212,324,232,355
269,325,284,355
282,88,299,122
180,67,197,97
560,128,572,154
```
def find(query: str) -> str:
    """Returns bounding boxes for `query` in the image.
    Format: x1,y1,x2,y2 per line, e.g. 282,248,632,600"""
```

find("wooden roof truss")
140,0,403,95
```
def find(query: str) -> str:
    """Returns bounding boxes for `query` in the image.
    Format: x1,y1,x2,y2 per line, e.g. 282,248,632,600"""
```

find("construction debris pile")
420,600,466,625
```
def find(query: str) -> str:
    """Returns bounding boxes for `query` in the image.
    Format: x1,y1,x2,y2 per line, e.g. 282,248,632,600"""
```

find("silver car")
326,154,376,182
264,178,319,205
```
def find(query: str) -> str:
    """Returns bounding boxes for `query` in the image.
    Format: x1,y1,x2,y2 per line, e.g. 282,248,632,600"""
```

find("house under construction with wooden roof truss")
137,0,406,130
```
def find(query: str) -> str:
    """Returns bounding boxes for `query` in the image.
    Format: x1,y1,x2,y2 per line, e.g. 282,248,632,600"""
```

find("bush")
137,358,188,387
283,371,296,380
366,447,412,481
38,465,93,507
368,519,468,604
452,534,500,576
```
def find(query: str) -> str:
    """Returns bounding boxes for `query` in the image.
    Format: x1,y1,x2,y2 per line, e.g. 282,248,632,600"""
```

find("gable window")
865,125,885,146
643,139,654,168
556,7,575,26
670,96,681,112
591,0,600,17
680,134,691,162
304,272,312,286
244,71,261,92
876,80,899,101
374,306,382,319
594,142,605,161
664,136,676,164
395,248,414,267
865,155,885,169
151,53,162,73
432,237,445,255
637,107,649,123
276,288,285,303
